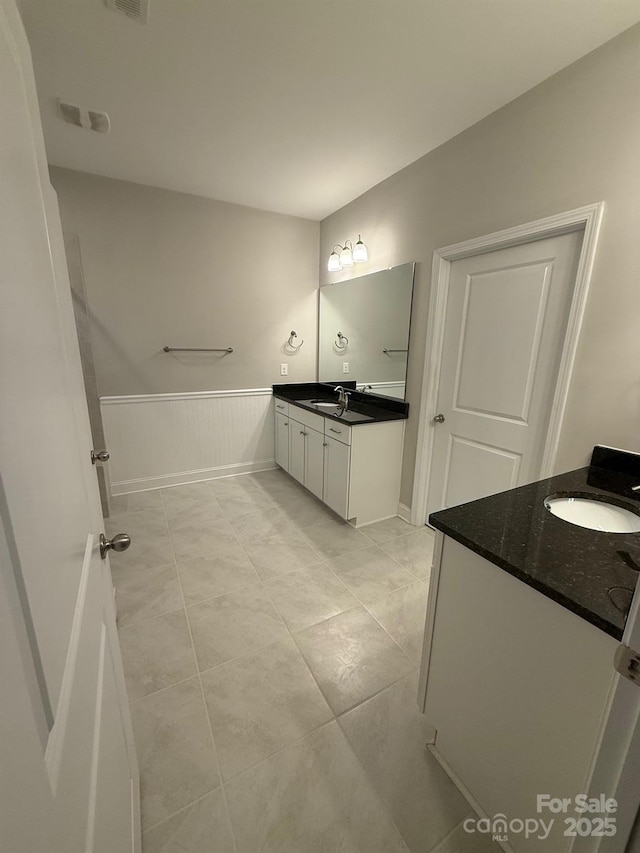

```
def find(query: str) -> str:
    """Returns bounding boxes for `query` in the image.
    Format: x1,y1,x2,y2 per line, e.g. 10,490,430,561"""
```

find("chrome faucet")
334,385,350,410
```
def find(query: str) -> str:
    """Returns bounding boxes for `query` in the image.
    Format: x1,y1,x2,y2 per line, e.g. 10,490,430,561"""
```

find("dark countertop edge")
429,518,622,640
272,383,408,425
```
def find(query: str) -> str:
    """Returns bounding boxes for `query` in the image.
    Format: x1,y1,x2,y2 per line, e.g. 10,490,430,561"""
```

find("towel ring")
335,332,349,350
286,330,304,351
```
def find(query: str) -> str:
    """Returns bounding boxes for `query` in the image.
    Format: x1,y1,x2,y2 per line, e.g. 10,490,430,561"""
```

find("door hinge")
614,644,640,685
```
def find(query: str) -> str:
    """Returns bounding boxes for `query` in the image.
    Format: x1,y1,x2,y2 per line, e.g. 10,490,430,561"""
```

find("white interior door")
0,2,139,851
427,231,583,516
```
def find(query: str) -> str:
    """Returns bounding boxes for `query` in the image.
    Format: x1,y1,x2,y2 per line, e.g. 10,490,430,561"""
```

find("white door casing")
0,2,139,851
412,203,605,526
427,232,582,515
572,576,640,853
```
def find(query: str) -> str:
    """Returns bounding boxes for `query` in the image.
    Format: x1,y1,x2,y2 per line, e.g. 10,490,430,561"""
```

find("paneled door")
0,2,139,851
427,231,582,516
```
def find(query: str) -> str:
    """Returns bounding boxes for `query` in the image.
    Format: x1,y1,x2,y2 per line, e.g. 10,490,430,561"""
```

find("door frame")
411,202,605,526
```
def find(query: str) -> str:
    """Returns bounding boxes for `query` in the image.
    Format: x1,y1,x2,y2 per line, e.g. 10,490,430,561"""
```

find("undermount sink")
545,495,640,533
309,400,341,409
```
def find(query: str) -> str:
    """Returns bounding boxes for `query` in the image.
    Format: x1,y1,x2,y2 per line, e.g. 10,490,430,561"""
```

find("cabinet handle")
300,430,307,436
323,442,328,447
284,421,288,426
276,404,285,409
329,427,342,434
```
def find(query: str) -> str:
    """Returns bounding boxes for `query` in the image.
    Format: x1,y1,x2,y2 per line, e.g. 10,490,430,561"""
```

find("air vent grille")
104,0,148,24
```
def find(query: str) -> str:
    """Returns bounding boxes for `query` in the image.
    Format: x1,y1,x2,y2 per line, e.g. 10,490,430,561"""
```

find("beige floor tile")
120,610,196,700
142,790,234,853
132,678,221,830
116,564,182,628
327,545,416,603
295,607,414,714
176,544,261,605
301,518,371,560
110,490,163,516
266,563,359,632
161,482,217,511
248,468,307,501
208,474,267,499
361,516,415,544
201,636,332,780
242,530,321,582
228,506,295,543
215,488,275,518
164,499,225,530
365,581,429,662
380,528,436,580
188,585,288,670
106,508,172,575
225,722,408,853
169,517,239,563
274,492,338,528
339,671,468,853
431,817,503,853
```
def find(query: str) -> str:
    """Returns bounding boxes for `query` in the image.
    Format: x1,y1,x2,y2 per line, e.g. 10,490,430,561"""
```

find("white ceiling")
20,0,640,220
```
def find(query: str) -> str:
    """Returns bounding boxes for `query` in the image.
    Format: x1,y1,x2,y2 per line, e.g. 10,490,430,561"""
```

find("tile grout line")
156,490,238,852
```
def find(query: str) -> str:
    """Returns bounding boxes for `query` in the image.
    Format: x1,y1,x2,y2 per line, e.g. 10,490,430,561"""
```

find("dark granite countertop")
273,382,409,426
429,453,640,640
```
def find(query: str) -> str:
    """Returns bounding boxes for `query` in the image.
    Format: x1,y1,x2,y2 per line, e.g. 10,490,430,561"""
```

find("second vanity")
272,382,408,527
418,446,640,852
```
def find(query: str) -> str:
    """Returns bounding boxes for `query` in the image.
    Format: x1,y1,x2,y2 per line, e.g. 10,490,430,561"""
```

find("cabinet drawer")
288,405,325,434
324,420,351,446
274,399,289,416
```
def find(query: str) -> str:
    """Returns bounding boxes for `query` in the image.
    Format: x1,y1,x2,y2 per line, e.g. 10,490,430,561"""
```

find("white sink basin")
545,496,640,533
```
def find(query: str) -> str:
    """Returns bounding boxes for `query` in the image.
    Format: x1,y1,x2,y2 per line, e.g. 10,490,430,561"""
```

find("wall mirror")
318,262,415,399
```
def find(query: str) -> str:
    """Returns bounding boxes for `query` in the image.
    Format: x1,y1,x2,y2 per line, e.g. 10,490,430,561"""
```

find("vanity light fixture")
327,236,368,272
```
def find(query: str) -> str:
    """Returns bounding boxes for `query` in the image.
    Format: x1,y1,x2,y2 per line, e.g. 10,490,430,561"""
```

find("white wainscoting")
101,389,276,494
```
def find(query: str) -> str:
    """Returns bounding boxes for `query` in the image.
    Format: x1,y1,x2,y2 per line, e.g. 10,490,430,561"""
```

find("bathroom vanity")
272,382,408,527
418,447,640,853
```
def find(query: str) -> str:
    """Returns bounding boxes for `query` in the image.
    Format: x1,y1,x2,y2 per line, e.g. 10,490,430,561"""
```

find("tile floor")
108,469,499,853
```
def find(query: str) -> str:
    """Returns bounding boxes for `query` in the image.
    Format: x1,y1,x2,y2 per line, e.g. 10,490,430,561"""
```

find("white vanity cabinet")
289,419,325,500
273,397,404,526
419,534,617,853
322,433,350,517
275,412,289,471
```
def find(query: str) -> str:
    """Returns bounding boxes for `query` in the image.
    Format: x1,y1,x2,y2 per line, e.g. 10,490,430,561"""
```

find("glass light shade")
353,236,368,263
327,251,342,272
339,245,354,267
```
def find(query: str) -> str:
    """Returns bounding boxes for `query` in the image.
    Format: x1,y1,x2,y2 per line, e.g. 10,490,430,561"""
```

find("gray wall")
320,24,640,508
51,168,319,397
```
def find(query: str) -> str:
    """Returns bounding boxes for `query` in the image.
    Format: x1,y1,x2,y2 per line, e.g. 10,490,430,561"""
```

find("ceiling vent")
58,100,111,134
104,0,149,24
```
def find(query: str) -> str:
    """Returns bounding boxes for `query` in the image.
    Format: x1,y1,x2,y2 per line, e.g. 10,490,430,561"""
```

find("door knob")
91,449,110,464
100,532,131,560
433,414,446,424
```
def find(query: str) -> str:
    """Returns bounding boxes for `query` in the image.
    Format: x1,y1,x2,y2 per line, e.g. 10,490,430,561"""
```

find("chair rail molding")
411,202,605,527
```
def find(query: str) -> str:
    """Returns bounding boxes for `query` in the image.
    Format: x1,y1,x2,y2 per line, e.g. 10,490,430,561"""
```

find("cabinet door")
275,412,290,472
305,427,325,500
289,420,306,485
323,434,350,518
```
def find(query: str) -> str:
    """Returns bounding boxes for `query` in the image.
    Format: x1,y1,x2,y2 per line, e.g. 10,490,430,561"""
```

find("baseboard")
398,502,412,523
111,459,277,495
